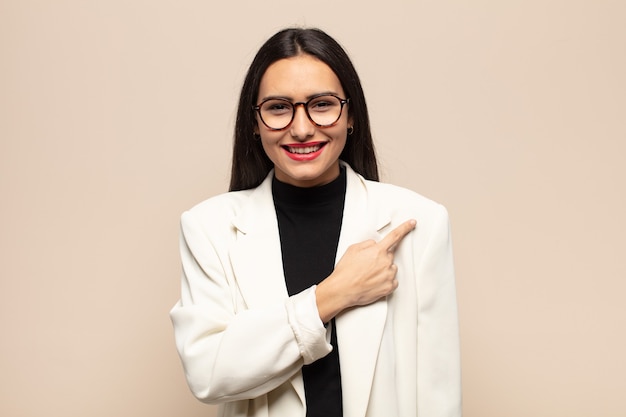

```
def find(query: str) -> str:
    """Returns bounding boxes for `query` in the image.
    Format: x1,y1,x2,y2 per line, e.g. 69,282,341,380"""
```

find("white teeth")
287,145,322,154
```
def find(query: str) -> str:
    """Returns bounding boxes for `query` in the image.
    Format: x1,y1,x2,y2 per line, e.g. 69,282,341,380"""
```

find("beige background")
1,1,624,416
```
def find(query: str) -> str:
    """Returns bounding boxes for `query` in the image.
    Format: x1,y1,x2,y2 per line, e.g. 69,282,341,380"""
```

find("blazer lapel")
336,164,392,417
228,172,306,408
229,173,288,309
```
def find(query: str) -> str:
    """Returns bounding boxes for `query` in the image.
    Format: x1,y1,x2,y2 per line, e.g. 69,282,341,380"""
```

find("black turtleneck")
272,168,346,417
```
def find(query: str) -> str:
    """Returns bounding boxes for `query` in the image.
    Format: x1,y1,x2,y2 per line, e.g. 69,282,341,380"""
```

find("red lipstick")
282,142,327,161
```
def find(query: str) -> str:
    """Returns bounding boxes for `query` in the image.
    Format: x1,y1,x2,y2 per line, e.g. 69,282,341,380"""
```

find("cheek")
259,137,272,155
259,132,279,146
327,129,348,154
259,134,282,159
330,124,349,142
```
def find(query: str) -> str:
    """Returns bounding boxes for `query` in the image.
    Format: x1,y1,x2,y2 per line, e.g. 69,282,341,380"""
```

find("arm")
416,205,462,416
169,210,332,404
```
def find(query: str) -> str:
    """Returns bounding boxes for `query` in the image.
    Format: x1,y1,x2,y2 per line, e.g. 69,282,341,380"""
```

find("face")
255,54,351,188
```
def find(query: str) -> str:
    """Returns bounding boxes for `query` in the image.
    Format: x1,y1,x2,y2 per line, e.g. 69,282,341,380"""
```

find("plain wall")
1,1,624,416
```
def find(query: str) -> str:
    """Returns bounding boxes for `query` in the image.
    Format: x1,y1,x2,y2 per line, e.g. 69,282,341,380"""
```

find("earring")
347,126,354,135
253,132,261,140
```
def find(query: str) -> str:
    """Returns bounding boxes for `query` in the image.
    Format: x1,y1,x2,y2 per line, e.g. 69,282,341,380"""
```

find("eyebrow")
258,91,341,102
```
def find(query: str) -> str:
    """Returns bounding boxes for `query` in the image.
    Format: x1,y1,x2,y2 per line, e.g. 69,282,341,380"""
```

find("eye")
309,96,339,112
262,100,292,115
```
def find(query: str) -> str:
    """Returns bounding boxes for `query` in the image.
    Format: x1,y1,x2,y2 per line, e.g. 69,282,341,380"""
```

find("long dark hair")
229,28,379,191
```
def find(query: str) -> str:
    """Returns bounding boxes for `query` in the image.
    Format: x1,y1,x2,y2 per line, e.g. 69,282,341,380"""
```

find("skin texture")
255,53,416,322
255,54,351,188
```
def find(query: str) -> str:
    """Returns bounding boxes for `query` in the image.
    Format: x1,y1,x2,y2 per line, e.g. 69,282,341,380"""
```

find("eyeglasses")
253,94,349,131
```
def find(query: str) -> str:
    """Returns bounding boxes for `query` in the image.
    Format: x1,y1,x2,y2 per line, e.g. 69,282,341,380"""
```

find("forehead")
258,54,344,100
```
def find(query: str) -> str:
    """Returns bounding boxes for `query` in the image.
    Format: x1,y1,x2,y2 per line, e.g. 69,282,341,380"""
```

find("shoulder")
180,189,256,235
365,179,440,206
187,189,254,217
361,181,452,256
357,178,451,243
342,162,449,229
363,178,448,219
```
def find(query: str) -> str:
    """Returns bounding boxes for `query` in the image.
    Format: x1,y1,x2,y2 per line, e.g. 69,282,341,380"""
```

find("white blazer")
170,162,461,417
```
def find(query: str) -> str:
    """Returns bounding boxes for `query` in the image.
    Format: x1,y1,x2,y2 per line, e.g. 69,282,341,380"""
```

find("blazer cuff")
285,286,333,365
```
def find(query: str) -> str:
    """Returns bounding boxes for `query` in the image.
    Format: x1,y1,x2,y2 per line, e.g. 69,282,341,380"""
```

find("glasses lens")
307,95,343,127
259,99,294,130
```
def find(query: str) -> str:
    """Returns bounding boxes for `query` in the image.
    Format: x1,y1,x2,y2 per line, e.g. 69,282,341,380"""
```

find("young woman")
170,28,461,417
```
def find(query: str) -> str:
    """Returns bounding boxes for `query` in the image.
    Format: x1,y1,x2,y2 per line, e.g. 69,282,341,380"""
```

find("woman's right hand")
315,219,416,323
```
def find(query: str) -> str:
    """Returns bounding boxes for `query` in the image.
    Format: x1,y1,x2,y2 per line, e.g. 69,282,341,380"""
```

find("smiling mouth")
283,143,327,154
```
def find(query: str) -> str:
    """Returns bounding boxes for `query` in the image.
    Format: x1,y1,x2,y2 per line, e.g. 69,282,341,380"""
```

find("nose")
289,103,315,141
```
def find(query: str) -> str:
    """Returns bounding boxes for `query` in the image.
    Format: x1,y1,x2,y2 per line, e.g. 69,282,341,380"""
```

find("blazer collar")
230,162,392,416
230,162,391,233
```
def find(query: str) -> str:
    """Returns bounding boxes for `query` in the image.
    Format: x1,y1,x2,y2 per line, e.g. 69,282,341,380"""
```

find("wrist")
315,279,347,323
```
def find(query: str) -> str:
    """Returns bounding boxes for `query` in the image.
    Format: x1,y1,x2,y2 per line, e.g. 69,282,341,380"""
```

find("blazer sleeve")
415,205,462,416
169,209,332,404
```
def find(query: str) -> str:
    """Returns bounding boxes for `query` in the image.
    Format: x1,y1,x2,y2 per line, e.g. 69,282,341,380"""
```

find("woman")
170,28,461,417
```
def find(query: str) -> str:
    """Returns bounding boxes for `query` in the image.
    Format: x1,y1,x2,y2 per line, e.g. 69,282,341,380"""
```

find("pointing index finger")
379,219,417,251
